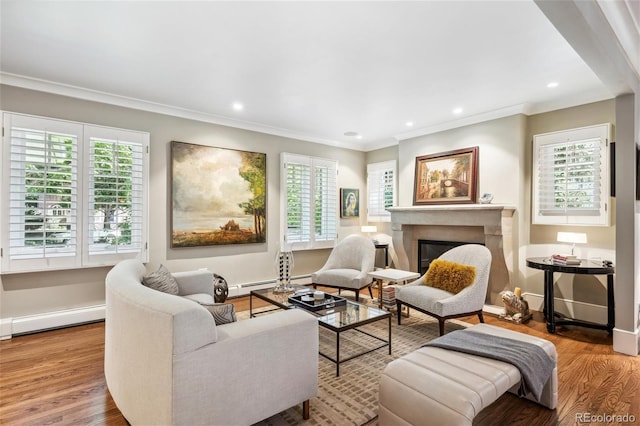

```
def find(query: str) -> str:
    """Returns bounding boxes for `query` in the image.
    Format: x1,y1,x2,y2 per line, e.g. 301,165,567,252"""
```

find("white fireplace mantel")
388,204,516,305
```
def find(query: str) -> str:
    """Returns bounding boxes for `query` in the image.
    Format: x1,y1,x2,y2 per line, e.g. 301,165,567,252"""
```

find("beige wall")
523,100,616,308
0,84,623,330
0,85,367,319
394,102,617,319
397,114,526,304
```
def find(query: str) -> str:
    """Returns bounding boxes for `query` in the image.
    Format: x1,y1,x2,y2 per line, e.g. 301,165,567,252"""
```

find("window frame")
532,123,610,226
367,160,397,223
1,112,149,273
280,152,337,250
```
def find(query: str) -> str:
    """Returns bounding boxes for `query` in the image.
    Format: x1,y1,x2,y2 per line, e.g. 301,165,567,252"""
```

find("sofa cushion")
142,264,179,295
182,293,216,305
198,302,237,325
424,259,476,294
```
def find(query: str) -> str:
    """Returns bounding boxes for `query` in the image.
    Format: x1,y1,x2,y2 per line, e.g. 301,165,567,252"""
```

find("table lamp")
361,225,377,242
557,232,587,256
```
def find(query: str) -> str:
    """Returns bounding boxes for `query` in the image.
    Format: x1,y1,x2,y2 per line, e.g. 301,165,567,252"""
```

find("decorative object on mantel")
213,273,229,302
499,288,531,324
274,246,295,293
413,146,478,205
479,193,494,204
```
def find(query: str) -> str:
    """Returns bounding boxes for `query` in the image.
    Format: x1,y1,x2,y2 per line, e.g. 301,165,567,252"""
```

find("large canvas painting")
413,146,478,205
171,141,266,247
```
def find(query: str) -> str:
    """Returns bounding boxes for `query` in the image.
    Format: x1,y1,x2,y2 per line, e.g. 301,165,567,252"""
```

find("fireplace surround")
388,205,516,305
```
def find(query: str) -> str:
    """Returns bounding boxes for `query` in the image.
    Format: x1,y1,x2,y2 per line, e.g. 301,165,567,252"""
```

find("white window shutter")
2,114,82,272
367,160,396,222
1,113,149,273
84,125,149,265
281,153,337,250
283,153,312,248
533,123,610,226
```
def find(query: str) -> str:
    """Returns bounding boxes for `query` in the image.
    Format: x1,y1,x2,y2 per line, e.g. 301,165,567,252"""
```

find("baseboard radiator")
0,274,314,339
0,305,106,340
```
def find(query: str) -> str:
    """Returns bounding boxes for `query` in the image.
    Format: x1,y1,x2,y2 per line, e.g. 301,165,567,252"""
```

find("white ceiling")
0,1,614,151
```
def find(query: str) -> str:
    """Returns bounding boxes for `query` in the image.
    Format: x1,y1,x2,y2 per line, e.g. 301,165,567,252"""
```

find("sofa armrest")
172,309,319,425
173,269,214,296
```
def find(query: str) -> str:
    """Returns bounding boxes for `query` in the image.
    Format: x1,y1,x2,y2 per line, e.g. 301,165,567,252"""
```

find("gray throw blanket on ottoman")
423,329,555,401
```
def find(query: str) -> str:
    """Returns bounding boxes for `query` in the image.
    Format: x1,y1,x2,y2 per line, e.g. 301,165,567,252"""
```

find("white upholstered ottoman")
378,324,557,426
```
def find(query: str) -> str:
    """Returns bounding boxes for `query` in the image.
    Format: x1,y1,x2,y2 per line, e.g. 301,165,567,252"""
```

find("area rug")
240,302,469,426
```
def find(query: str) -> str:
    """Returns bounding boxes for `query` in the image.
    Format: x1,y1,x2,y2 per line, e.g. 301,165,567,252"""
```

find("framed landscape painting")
413,146,478,205
171,141,266,247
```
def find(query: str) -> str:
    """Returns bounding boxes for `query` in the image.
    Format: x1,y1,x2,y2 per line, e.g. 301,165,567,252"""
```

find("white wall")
0,84,367,323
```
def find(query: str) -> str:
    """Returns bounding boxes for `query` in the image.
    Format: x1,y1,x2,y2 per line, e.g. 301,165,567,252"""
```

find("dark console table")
526,257,615,334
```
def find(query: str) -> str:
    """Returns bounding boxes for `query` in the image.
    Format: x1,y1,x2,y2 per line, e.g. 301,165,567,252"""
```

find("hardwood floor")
1,295,638,426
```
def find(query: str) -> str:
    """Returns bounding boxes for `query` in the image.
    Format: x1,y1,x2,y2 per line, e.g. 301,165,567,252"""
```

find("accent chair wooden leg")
478,311,485,323
438,319,446,336
396,302,403,325
303,400,310,420
355,290,360,302
368,285,373,298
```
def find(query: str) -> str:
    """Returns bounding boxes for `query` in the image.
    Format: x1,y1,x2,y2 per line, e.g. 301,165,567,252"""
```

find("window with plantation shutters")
1,113,149,273
85,126,147,264
532,123,610,226
367,160,396,222
4,115,80,271
281,153,337,250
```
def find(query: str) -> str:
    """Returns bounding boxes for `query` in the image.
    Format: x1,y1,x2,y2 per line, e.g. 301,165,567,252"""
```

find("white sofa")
105,259,319,425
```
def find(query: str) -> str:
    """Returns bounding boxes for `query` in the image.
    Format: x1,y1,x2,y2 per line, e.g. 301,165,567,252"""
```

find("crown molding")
393,104,531,142
0,72,365,150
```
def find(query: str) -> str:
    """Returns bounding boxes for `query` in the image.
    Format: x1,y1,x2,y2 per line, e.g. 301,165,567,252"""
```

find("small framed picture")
340,188,359,217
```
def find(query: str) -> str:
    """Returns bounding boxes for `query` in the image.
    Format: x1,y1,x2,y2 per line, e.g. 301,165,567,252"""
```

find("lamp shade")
361,225,377,233
557,232,587,244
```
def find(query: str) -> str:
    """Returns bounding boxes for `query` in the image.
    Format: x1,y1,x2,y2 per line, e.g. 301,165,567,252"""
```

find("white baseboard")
522,292,608,324
482,304,505,316
613,327,640,356
5,305,106,338
0,318,13,340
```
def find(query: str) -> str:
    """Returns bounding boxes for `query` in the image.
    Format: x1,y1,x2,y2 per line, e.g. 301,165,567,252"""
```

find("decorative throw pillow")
198,302,237,325
423,259,477,294
142,264,180,295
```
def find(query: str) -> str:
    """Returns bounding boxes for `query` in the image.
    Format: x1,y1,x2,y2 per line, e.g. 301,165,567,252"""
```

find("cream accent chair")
395,244,491,335
311,234,376,302
105,259,318,425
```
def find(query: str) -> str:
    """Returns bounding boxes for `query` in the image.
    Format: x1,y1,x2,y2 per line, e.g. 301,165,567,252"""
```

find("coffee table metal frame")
250,285,391,376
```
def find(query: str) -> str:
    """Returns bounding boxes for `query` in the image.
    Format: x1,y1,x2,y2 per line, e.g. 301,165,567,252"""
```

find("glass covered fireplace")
417,240,482,275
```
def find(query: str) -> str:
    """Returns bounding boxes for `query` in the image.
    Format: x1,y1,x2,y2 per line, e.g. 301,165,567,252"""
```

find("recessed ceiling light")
344,131,359,137
232,102,244,111
405,121,414,127
356,134,363,140
453,107,463,115
547,82,559,88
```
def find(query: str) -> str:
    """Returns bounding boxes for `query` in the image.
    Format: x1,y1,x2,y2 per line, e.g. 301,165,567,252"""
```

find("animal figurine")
499,290,531,323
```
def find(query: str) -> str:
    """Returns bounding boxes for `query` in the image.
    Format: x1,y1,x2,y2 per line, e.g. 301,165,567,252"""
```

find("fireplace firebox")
418,240,483,275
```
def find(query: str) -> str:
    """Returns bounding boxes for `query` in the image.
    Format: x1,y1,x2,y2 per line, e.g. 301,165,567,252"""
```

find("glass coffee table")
250,285,391,376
